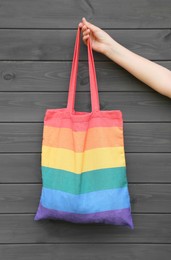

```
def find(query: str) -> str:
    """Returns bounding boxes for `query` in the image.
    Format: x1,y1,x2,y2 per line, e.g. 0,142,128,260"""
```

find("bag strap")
66,25,100,113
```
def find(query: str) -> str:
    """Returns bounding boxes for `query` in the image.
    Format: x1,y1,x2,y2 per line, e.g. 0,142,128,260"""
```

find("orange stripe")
42,126,124,152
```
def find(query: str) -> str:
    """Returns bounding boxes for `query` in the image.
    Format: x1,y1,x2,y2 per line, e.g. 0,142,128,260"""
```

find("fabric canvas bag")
34,25,134,229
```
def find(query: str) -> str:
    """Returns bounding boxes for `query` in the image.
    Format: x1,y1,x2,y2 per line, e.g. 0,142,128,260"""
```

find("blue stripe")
40,186,131,214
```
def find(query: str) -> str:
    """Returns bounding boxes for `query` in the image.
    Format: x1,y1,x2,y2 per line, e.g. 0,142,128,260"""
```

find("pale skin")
79,17,171,99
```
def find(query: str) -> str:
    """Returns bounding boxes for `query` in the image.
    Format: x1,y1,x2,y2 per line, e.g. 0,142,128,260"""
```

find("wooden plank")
0,244,171,260
0,0,171,28
0,30,171,60
1,153,171,183
0,1,170,258
0,214,170,243
1,61,171,92
0,92,170,122
0,123,170,153
0,184,171,213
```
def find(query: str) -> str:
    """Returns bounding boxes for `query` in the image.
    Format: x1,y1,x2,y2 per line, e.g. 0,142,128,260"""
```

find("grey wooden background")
0,0,171,259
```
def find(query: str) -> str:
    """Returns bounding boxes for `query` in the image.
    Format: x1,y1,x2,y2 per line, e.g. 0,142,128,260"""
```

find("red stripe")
44,108,123,131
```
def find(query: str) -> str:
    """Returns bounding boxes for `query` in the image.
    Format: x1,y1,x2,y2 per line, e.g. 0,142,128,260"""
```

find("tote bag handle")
66,25,100,113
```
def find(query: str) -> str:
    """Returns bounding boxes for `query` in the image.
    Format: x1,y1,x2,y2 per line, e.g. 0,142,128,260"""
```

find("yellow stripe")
41,145,126,174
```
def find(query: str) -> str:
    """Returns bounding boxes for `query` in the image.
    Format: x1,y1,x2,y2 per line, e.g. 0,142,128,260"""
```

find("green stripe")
42,166,128,194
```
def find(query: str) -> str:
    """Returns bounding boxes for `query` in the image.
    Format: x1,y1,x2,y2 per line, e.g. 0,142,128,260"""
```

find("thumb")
82,17,99,33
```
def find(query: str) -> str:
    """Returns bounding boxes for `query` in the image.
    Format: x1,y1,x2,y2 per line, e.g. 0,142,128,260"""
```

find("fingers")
79,17,98,33
78,17,98,45
82,17,98,32
79,23,89,35
81,26,89,45
83,27,90,37
83,34,89,45
78,20,90,45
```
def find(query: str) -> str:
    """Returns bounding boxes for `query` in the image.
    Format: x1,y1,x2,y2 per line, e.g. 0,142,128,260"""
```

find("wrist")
103,39,116,56
103,39,123,61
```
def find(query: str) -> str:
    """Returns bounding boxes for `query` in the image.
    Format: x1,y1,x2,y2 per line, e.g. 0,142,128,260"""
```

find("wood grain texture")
0,244,171,260
1,61,170,92
0,184,171,213
0,30,171,60
0,214,171,243
1,153,171,183
0,123,170,152
0,0,171,28
0,93,170,122
0,1,171,258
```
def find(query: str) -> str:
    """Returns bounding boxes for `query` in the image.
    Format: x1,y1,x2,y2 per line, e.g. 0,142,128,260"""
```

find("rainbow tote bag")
34,25,134,229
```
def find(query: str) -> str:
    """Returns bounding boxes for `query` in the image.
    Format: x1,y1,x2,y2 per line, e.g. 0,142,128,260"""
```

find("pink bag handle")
66,25,100,113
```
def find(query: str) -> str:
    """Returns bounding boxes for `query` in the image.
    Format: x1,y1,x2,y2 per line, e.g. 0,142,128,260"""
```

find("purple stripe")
34,202,134,229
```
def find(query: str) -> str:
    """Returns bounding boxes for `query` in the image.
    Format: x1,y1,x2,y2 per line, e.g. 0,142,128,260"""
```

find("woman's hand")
78,17,114,55
79,17,171,98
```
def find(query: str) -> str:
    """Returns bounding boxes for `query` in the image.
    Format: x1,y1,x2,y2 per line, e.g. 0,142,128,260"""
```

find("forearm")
104,40,171,98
